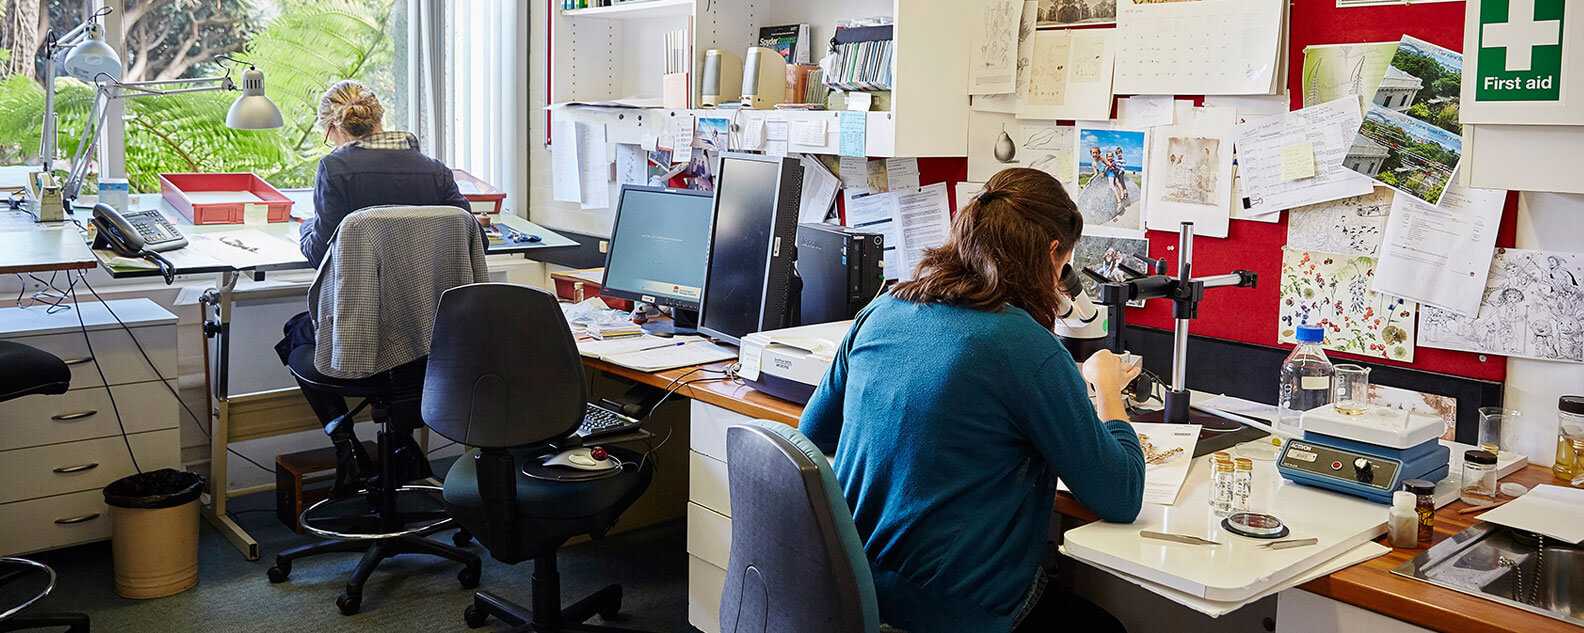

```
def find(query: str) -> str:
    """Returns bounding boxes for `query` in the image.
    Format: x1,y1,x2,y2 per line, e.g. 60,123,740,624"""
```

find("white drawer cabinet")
689,451,731,517
688,555,728,633
0,489,114,556
0,429,180,504
0,299,181,556
687,502,733,570
0,380,178,451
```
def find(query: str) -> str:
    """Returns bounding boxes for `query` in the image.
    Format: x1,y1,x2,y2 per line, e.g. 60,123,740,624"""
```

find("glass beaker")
1332,364,1370,416
1478,407,1518,455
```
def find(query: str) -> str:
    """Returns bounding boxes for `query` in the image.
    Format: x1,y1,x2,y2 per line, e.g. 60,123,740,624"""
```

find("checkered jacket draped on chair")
308,205,487,378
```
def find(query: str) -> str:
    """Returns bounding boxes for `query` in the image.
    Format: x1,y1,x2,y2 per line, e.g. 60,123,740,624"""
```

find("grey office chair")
720,420,881,633
0,342,90,633
422,283,654,632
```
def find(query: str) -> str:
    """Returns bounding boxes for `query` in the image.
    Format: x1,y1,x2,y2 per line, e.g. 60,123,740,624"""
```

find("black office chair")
0,341,90,633
266,206,484,615
720,420,881,633
422,283,654,632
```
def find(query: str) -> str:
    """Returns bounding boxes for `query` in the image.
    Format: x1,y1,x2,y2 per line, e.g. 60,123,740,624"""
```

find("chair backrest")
421,283,586,448
309,204,487,378
721,420,879,633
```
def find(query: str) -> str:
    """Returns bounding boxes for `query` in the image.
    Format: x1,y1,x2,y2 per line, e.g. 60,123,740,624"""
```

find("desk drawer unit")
688,555,728,633
0,380,179,451
0,489,114,556
2,326,177,390
0,429,180,504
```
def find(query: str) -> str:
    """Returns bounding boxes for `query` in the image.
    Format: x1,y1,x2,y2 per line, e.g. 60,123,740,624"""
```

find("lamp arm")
106,76,236,99
61,90,113,203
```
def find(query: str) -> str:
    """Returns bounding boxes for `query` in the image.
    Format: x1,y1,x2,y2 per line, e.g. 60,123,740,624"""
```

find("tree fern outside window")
0,0,406,193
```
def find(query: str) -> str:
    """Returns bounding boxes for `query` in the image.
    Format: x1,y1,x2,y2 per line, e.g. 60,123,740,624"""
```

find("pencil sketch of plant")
1420,249,1584,363
1286,186,1393,256
977,0,1019,74
1161,136,1220,205
1279,249,1416,361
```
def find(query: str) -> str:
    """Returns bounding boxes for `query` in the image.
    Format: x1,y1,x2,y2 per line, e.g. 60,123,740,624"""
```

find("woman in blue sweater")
801,168,1146,633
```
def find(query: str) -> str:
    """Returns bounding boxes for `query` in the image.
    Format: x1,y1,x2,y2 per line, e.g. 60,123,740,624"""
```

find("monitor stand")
640,308,699,337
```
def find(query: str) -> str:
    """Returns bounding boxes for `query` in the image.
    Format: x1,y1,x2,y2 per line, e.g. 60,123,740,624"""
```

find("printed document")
1232,96,1374,217
1373,183,1507,316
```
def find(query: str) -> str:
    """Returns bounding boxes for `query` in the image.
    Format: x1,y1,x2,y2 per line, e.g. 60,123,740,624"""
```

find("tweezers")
1261,538,1319,550
1140,530,1220,546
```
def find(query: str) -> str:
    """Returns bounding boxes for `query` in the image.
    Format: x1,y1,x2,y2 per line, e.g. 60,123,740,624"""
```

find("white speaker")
741,46,788,110
701,49,742,108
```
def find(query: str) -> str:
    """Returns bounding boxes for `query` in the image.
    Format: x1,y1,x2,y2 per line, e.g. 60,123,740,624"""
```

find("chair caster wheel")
267,564,290,583
337,592,361,616
458,567,480,589
463,604,490,628
452,530,472,547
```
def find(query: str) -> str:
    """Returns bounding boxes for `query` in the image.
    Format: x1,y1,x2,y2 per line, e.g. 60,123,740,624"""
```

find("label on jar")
1300,375,1331,390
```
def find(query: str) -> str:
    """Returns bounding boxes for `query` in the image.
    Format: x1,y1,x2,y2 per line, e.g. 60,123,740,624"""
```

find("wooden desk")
612,355,1565,633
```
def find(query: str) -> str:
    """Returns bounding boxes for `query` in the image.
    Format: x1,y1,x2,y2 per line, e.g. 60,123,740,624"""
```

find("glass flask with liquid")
1278,324,1334,433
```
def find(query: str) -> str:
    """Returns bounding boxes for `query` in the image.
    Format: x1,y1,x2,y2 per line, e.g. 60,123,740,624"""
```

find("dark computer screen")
602,186,715,308
698,155,785,343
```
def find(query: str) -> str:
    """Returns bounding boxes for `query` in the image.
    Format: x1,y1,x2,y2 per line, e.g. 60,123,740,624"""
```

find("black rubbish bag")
103,468,206,510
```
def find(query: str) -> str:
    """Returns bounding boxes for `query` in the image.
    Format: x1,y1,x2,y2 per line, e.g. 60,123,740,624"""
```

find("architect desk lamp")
30,6,284,222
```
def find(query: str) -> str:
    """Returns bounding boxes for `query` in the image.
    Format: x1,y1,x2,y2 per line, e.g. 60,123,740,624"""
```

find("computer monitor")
601,185,716,335
697,152,804,345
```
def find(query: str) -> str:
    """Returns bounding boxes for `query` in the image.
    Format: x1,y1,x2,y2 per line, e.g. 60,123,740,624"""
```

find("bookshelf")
545,0,970,159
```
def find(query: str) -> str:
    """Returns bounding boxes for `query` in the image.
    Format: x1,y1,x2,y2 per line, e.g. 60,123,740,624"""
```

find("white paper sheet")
185,229,305,269
954,181,984,210
614,143,647,188
885,158,920,191
969,0,1022,95
971,1,1038,114
1117,96,1176,129
968,110,1020,182
1115,0,1286,96
1021,28,1116,121
1373,183,1506,316
838,156,870,197
1476,485,1584,544
182,190,265,204
797,154,840,224
1285,186,1394,256
738,114,766,150
1205,95,1295,223
1133,422,1200,506
789,118,827,147
551,119,583,203
1233,96,1375,217
1419,248,1584,364
670,114,694,165
894,183,952,282
1145,103,1236,238
577,121,610,210
844,192,903,280
763,113,790,157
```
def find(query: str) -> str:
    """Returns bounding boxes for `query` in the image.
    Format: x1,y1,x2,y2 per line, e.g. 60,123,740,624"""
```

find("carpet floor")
12,487,695,633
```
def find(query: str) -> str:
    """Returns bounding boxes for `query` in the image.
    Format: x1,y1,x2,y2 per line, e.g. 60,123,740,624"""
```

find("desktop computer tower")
796,223,886,325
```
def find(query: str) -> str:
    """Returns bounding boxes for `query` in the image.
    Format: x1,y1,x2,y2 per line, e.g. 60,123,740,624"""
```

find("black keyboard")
578,403,642,440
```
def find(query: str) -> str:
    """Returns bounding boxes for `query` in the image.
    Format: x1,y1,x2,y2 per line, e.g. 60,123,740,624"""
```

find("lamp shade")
63,25,122,82
225,68,284,130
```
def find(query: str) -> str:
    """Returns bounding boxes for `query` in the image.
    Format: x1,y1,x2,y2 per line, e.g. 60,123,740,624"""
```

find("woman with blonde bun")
277,80,471,496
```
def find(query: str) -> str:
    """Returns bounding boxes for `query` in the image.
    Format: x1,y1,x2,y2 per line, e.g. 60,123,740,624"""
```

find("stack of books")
824,24,892,92
587,322,645,340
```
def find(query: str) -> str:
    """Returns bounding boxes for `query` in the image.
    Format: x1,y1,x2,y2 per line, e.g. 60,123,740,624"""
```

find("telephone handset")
91,203,184,284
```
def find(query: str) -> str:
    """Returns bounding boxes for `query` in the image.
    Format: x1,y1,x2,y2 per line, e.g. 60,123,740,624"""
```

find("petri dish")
1223,512,1290,539
1234,437,1284,461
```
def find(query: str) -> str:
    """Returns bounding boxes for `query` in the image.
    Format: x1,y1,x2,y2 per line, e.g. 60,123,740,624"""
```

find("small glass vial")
1212,457,1235,517
1232,458,1254,513
1460,450,1498,506
1401,479,1435,544
1388,491,1420,549
1555,395,1584,483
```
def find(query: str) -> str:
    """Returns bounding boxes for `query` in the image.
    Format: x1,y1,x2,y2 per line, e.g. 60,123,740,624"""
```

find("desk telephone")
91,203,184,284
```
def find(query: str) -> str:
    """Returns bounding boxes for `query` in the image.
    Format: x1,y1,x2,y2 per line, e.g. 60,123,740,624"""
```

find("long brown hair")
890,168,1082,331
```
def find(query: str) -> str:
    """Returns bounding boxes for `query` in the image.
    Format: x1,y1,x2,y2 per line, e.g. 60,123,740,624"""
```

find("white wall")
529,1,613,237
1504,192,1584,467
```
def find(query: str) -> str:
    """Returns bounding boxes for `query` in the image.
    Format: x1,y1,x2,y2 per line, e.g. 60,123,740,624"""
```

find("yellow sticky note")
1279,143,1317,181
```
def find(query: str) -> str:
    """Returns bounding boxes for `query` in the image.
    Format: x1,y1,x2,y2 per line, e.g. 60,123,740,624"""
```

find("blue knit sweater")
801,295,1145,633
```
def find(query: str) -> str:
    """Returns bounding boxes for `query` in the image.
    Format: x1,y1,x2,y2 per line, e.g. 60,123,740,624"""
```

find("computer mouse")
543,447,617,472
524,234,541,243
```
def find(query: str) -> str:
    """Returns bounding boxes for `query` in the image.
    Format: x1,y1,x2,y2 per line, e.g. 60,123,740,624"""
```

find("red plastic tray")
158,173,293,225
453,169,506,214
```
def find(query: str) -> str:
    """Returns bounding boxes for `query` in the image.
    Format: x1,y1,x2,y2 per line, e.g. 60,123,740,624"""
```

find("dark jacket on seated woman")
298,131,472,267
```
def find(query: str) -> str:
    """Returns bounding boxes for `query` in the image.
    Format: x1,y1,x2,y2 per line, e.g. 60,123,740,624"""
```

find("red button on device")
1331,461,1343,470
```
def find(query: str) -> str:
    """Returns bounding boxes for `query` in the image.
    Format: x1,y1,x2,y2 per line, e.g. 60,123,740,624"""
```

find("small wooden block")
275,441,377,534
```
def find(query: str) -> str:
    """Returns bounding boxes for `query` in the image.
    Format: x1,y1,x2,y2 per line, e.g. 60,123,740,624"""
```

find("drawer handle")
52,463,100,474
51,410,99,421
54,513,101,525
63,356,93,366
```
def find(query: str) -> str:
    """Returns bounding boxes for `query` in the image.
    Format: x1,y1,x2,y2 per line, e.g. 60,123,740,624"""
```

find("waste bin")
102,469,206,599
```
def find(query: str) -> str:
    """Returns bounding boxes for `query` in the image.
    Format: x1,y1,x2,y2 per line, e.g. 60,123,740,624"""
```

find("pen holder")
662,73,690,109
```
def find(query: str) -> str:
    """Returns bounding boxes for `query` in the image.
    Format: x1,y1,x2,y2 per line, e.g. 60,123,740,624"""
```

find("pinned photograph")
1348,106,1461,206
1037,0,1116,27
1373,36,1462,135
1160,136,1221,205
1071,234,1150,307
695,117,729,151
1075,125,1147,236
